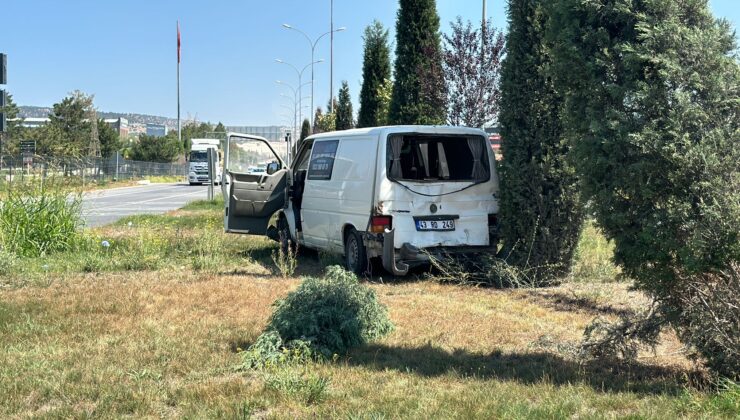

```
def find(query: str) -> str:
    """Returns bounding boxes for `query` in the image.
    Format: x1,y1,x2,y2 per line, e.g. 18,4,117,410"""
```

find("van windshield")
387,134,490,182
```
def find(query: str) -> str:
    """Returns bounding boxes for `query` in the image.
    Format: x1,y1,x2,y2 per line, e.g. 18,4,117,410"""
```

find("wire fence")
0,153,187,185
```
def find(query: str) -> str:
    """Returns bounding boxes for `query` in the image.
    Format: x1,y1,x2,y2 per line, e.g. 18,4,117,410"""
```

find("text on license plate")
416,219,455,231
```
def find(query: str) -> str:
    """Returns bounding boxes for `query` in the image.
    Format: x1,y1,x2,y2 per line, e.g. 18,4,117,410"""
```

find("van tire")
277,216,294,254
344,229,367,276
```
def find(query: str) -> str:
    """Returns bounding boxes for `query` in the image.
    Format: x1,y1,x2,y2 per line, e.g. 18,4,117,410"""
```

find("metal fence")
0,153,187,184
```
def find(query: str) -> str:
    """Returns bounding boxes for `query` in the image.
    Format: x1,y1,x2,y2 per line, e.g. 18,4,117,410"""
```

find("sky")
1,0,738,127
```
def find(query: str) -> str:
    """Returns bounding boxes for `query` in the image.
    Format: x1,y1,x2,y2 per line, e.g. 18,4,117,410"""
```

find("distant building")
225,125,289,142
104,117,129,138
146,123,168,137
19,117,50,128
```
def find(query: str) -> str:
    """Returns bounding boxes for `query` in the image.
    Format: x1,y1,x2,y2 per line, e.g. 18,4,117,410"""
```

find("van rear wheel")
344,229,367,276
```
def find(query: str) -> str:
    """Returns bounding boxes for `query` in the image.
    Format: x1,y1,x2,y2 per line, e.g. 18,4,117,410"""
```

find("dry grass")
0,204,737,418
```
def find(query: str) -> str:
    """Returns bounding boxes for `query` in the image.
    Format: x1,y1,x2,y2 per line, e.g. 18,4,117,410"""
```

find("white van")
222,126,500,276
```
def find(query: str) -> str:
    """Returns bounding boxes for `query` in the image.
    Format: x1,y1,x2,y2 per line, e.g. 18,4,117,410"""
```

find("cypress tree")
335,81,354,130
497,0,583,284
300,119,311,142
389,0,446,125
358,20,391,128
549,0,740,377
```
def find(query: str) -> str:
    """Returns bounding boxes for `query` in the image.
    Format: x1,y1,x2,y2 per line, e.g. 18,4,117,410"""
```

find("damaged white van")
221,126,499,275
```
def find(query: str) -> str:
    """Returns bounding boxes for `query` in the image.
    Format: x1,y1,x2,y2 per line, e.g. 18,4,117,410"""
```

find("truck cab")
189,138,223,185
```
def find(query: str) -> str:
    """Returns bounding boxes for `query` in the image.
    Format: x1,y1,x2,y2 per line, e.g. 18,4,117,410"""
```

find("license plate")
415,219,455,231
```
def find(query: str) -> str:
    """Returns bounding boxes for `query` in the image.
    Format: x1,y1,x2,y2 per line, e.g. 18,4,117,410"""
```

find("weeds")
272,239,298,278
0,184,84,257
263,367,330,405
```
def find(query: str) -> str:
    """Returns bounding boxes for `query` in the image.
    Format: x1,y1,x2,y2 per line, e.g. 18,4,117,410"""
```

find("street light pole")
282,24,345,121
277,80,312,139
276,59,322,130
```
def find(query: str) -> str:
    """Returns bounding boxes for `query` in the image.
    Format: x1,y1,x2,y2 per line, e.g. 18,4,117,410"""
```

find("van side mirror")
266,162,280,175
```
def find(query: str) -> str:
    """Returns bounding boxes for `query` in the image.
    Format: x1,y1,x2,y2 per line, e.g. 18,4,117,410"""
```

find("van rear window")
387,134,490,182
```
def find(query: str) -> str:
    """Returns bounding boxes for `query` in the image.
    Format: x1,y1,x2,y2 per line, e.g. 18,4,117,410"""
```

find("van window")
307,140,339,180
387,134,489,182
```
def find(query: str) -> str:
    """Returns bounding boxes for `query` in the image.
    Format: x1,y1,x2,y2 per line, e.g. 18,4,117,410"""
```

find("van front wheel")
344,229,367,276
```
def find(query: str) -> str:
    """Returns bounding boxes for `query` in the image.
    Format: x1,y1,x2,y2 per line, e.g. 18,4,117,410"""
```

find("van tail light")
370,216,392,233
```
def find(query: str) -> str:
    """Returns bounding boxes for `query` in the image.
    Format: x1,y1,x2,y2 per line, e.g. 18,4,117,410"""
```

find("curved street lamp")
282,24,346,116
275,59,324,127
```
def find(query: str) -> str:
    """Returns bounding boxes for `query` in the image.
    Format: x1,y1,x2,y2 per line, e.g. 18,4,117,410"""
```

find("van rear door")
223,134,287,235
380,132,499,249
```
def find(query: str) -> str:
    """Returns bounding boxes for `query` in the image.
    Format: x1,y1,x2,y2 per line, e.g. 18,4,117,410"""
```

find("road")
81,183,210,227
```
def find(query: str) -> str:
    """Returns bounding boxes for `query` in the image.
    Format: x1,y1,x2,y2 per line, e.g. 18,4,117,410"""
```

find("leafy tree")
214,122,226,133
376,78,393,126
548,0,740,377
45,92,94,157
442,17,505,127
358,20,392,128
497,0,583,284
0,93,24,155
335,81,354,130
315,112,336,134
300,118,311,142
312,107,323,134
129,134,182,162
181,121,213,154
389,0,447,125
97,118,121,158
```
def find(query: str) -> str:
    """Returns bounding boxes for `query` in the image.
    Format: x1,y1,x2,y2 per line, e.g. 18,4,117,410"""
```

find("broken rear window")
387,134,490,182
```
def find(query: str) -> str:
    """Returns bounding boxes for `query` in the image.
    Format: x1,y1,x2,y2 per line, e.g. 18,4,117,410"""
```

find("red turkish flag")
177,21,181,63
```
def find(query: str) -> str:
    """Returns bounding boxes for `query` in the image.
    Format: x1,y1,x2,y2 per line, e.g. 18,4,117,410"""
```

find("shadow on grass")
347,343,699,396
523,290,635,318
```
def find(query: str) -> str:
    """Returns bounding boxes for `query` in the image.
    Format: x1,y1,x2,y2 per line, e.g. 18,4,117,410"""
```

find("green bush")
243,267,394,365
0,185,83,257
548,0,740,378
267,266,394,356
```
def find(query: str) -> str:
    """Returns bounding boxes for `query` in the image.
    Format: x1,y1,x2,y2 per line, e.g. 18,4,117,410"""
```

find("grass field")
0,200,737,418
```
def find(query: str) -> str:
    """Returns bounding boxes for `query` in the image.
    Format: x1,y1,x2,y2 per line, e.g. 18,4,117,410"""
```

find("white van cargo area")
222,126,499,276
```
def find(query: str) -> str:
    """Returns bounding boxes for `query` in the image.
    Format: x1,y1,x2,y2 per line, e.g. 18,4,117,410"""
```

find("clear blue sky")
1,0,737,127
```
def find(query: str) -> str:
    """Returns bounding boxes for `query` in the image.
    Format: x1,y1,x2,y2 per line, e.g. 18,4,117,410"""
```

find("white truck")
221,126,500,276
188,139,222,185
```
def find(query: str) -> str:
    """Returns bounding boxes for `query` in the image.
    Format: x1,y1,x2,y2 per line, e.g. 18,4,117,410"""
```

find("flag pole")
177,21,182,158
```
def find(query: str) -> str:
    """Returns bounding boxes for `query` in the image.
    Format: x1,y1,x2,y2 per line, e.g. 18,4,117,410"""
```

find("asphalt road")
81,183,210,227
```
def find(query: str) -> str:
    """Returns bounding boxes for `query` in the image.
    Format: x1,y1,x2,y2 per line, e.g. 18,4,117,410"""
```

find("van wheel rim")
348,237,359,269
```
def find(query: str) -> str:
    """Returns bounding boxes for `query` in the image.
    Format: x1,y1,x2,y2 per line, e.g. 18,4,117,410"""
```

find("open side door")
223,133,287,235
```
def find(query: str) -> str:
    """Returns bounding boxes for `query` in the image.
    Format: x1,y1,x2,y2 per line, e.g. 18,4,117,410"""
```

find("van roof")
305,125,488,142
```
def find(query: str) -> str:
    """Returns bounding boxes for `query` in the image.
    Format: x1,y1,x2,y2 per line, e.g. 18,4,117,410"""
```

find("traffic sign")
20,140,36,154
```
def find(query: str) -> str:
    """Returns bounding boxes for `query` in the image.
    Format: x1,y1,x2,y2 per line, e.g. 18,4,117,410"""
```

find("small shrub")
0,185,83,257
241,331,315,370
244,266,393,365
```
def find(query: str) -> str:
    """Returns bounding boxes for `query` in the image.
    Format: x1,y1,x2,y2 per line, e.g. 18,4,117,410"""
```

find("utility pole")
177,21,182,159
330,0,334,113
0,53,6,172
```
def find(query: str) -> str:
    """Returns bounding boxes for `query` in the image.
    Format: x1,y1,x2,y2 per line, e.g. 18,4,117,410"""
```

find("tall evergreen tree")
214,122,226,133
497,0,583,284
358,20,392,128
549,0,740,377
335,81,354,130
300,119,311,142
97,118,121,158
388,0,446,125
0,93,24,155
